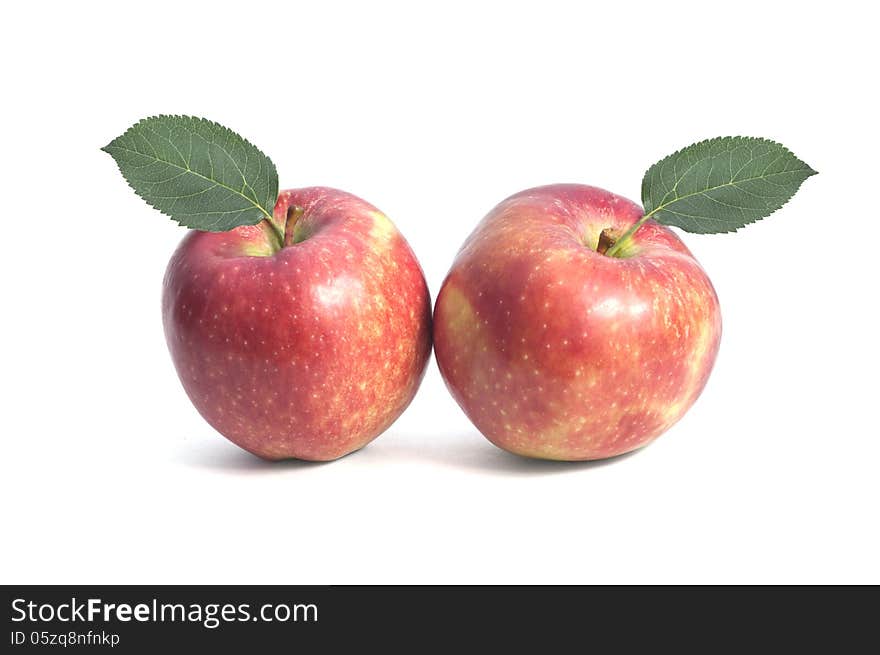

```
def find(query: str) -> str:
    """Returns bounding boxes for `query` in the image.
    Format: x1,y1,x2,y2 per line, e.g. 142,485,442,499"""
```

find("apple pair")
105,117,815,463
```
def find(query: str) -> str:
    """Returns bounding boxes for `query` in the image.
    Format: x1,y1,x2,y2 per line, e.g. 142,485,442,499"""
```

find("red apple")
433,184,722,461
163,187,432,461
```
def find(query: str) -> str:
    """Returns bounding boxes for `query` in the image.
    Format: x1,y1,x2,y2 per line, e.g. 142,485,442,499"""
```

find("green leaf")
102,115,278,231
641,137,817,234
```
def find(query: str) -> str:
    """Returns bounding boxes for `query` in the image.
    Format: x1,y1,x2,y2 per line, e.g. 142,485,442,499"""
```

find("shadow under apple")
178,430,642,475
178,439,335,473
358,431,643,475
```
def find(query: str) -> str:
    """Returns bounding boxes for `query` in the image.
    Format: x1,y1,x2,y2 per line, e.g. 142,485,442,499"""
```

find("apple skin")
162,187,432,461
433,184,721,461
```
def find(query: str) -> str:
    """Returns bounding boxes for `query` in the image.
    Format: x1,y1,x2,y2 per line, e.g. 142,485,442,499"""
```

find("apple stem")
284,205,305,247
603,211,656,257
262,218,285,250
596,229,615,255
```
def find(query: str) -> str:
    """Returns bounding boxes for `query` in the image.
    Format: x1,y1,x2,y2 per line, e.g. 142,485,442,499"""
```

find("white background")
2,1,877,584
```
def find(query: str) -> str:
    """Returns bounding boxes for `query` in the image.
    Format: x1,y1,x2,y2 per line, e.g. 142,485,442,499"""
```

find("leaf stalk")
603,210,656,257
